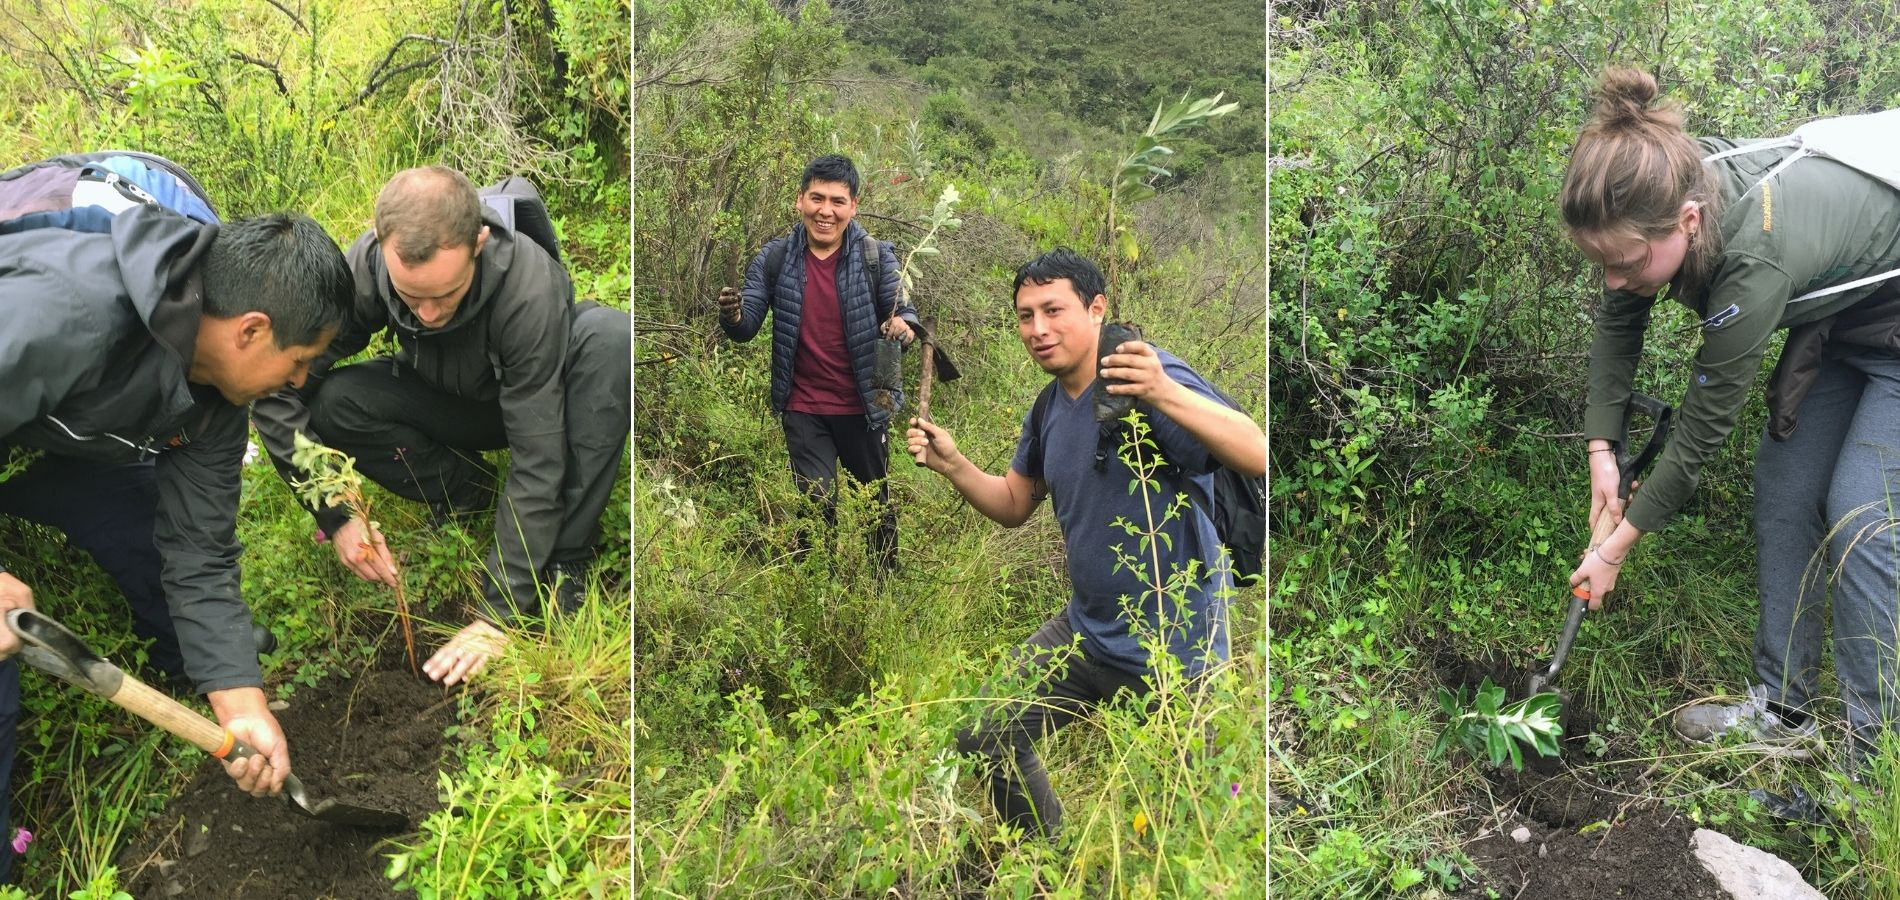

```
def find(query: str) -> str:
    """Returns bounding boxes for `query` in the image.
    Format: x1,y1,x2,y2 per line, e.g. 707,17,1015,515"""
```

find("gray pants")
1754,350,1900,751
955,611,1152,840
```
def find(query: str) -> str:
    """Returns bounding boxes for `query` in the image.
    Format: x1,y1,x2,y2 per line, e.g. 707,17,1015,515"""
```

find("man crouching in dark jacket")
0,194,350,880
252,166,631,686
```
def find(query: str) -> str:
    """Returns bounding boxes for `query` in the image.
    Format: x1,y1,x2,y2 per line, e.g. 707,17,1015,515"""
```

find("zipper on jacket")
43,415,165,461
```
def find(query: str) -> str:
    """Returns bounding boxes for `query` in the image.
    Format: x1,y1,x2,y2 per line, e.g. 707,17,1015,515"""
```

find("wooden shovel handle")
917,342,937,422
108,674,248,759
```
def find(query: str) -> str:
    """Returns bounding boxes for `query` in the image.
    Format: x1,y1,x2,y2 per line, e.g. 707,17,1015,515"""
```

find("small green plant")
289,432,417,673
1432,679,1562,770
0,447,41,485
65,864,131,900
897,183,961,299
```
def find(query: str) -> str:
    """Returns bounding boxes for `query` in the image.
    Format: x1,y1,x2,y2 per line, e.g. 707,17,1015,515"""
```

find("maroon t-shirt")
786,248,864,415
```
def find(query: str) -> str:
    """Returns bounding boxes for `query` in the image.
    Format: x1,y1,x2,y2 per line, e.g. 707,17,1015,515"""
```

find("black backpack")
479,175,561,264
1025,378,1265,585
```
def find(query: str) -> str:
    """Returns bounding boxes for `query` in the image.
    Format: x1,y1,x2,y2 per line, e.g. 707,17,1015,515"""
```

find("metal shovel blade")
7,609,408,831
279,773,408,830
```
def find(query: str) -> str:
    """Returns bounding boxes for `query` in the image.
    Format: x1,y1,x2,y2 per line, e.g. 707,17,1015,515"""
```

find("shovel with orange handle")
1521,394,1673,719
7,608,406,830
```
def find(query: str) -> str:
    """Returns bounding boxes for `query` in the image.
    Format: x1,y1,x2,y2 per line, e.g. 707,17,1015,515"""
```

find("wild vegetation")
0,1,629,895
1271,0,1900,895
634,0,1264,894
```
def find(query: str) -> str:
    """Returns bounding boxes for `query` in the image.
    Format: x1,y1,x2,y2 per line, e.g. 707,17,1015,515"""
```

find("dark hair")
200,212,351,348
374,165,485,265
1012,248,1106,307
1561,67,1722,293
800,154,860,198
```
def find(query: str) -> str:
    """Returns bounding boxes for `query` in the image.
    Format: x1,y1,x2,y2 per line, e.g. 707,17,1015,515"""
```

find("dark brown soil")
1437,648,1731,899
1456,764,1729,899
114,649,460,900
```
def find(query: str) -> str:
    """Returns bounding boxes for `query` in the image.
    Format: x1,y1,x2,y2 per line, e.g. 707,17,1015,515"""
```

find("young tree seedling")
290,432,419,674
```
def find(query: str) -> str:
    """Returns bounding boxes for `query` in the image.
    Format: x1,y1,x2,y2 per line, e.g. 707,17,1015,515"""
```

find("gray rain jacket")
253,203,572,624
0,204,260,693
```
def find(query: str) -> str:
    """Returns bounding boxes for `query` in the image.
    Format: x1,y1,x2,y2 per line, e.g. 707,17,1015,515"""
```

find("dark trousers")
955,611,1150,839
305,305,632,560
780,411,896,566
0,456,183,677
0,456,176,883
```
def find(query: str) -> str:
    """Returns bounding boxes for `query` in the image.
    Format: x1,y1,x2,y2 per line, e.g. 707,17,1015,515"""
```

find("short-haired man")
717,154,919,568
253,165,631,685
906,249,1265,839
0,175,352,878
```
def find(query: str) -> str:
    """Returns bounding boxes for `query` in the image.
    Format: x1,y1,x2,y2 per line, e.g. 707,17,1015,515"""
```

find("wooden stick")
917,342,937,422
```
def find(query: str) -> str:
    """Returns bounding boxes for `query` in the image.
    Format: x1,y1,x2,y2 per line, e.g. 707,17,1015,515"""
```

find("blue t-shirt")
1010,347,1232,677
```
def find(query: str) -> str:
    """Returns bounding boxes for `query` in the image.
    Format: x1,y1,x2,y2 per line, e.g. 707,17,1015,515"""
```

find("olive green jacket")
1587,137,1900,532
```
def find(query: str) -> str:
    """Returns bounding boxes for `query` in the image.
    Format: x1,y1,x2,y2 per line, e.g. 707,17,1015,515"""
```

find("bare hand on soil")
423,619,508,687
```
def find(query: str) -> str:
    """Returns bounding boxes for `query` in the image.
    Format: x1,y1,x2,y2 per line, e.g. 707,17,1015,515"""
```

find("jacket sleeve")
154,401,262,693
1582,288,1657,443
1621,253,1793,532
477,243,573,623
251,231,385,538
721,243,775,343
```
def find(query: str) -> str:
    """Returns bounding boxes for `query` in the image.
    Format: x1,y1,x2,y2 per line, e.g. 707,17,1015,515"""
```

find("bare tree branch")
263,0,308,34
336,33,452,114
229,50,290,98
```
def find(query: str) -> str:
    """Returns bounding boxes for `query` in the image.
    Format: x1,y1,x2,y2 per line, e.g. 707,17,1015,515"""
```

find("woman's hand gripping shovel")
6,608,406,830
1521,394,1674,728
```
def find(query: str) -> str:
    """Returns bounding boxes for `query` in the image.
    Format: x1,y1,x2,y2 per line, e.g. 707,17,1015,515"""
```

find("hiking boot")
1673,684,1820,759
545,560,590,616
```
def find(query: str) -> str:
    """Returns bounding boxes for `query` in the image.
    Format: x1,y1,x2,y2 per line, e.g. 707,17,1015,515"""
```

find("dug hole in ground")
1431,649,1822,900
113,625,461,900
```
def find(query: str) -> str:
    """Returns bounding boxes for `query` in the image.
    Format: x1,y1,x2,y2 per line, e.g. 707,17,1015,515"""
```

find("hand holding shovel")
1521,394,1673,706
8,609,406,830
909,319,960,465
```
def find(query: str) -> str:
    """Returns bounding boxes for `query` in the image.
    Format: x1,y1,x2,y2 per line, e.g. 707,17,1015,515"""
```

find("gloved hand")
717,286,741,323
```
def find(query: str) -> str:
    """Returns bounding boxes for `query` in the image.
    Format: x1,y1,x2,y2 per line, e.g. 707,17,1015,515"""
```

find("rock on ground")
1692,828,1823,900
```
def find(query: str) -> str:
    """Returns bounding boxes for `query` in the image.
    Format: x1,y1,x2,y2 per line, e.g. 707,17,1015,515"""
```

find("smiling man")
252,166,631,685
717,154,919,569
0,151,352,880
905,249,1265,840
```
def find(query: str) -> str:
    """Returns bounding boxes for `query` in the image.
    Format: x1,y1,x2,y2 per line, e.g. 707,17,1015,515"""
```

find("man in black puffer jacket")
253,166,631,686
718,154,919,569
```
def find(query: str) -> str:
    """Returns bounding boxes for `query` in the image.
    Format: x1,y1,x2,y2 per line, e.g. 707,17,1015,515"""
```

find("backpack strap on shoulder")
861,232,884,315
1025,380,1059,477
763,238,790,303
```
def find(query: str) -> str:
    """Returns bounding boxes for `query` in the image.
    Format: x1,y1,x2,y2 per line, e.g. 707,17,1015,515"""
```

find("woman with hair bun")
1563,66,1900,768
